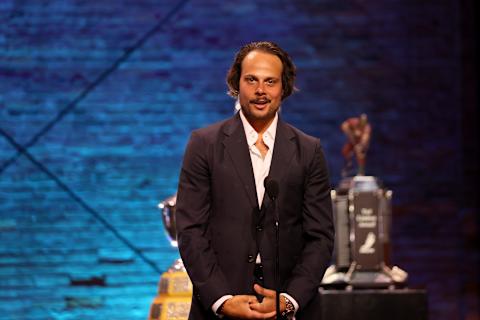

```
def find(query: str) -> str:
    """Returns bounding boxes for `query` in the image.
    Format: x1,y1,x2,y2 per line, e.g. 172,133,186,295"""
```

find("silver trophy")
322,115,408,289
148,195,192,320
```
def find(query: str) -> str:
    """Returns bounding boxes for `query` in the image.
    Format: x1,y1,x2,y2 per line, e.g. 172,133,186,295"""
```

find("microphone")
264,177,279,223
264,177,279,200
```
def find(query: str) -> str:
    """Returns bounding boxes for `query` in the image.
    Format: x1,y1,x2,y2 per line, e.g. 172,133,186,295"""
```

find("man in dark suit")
176,41,334,319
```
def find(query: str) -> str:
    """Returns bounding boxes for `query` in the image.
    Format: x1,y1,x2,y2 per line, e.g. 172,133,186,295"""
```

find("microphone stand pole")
264,178,281,319
273,198,280,319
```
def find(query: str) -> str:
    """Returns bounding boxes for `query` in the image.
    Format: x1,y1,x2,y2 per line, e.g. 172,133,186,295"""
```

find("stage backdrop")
0,0,477,319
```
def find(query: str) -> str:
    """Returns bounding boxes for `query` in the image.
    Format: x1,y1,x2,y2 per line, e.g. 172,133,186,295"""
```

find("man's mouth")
250,99,270,105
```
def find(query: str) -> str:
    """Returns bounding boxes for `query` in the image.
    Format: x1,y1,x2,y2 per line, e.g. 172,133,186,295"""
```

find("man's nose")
255,82,265,95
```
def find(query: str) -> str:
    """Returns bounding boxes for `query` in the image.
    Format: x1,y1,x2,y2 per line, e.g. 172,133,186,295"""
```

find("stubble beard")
240,101,279,130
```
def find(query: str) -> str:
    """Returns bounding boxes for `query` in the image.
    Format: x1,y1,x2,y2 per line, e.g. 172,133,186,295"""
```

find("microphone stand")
273,200,280,319
264,177,280,319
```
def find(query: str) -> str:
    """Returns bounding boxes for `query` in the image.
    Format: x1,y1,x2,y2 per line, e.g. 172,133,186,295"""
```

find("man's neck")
249,118,275,135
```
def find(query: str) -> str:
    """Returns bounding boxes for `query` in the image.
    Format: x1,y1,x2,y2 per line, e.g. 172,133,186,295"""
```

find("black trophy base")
299,288,428,320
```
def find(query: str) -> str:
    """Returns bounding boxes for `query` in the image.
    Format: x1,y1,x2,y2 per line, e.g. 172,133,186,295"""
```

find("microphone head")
264,177,279,200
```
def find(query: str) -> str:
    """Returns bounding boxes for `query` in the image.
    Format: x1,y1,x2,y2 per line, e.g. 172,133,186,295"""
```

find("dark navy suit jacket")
176,113,334,319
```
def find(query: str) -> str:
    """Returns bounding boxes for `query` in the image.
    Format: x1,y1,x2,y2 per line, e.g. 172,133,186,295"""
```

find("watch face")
286,300,294,311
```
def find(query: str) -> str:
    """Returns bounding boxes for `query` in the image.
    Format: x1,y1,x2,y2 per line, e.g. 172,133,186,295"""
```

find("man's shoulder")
282,120,321,146
191,114,238,141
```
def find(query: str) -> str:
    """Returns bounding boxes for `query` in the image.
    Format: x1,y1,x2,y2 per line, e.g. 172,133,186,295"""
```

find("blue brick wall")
0,0,477,319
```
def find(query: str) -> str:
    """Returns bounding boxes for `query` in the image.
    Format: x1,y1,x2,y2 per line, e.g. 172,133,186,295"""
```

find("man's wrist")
217,300,227,315
212,295,233,317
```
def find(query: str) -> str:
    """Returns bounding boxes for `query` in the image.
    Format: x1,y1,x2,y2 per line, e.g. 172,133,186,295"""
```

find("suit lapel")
261,118,296,211
222,114,258,208
222,114,297,211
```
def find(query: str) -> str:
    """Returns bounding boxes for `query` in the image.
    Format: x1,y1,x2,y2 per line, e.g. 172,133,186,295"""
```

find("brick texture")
0,0,477,319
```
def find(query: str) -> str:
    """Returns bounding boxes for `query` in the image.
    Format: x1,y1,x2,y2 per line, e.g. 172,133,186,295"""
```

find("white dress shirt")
240,109,277,209
212,109,299,317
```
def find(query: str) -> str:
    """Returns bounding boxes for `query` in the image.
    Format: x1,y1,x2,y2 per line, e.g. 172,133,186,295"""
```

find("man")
176,41,334,319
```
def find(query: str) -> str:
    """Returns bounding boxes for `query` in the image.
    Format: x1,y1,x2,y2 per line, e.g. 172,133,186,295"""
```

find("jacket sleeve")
175,131,230,310
285,139,334,309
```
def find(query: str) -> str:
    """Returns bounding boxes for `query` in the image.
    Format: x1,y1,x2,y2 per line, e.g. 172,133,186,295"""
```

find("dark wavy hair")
226,41,297,100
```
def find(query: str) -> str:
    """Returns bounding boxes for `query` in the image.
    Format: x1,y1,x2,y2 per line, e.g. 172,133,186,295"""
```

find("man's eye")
266,80,276,86
246,77,256,83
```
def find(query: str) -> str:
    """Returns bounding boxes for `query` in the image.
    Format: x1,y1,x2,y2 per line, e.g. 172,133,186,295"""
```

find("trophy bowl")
158,194,178,247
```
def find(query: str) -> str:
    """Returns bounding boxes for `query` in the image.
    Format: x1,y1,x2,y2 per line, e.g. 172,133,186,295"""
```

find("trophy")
322,114,408,289
149,195,193,320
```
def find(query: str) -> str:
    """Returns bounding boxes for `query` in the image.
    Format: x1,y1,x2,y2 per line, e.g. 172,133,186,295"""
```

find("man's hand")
220,294,276,319
248,284,286,319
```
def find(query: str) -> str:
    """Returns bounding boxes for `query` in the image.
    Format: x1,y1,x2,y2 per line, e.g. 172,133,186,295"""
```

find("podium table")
298,288,428,320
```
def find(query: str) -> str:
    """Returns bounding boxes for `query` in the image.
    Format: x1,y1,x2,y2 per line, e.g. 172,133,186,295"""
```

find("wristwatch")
281,295,295,319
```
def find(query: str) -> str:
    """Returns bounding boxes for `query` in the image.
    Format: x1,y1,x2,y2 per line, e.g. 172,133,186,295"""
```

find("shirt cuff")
212,295,233,317
281,293,299,314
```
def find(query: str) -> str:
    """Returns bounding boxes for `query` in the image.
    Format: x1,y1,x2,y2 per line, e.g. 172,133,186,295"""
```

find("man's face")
238,50,283,129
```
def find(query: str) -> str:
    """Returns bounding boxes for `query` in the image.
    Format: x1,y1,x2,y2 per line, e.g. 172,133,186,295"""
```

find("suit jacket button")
256,225,263,232
247,255,255,263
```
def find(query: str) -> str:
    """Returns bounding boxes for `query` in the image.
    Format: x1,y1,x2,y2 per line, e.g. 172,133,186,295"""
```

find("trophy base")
149,259,193,320
321,263,408,290
149,296,191,320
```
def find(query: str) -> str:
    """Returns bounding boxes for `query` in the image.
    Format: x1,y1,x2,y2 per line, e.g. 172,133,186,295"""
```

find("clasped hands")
220,284,285,319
